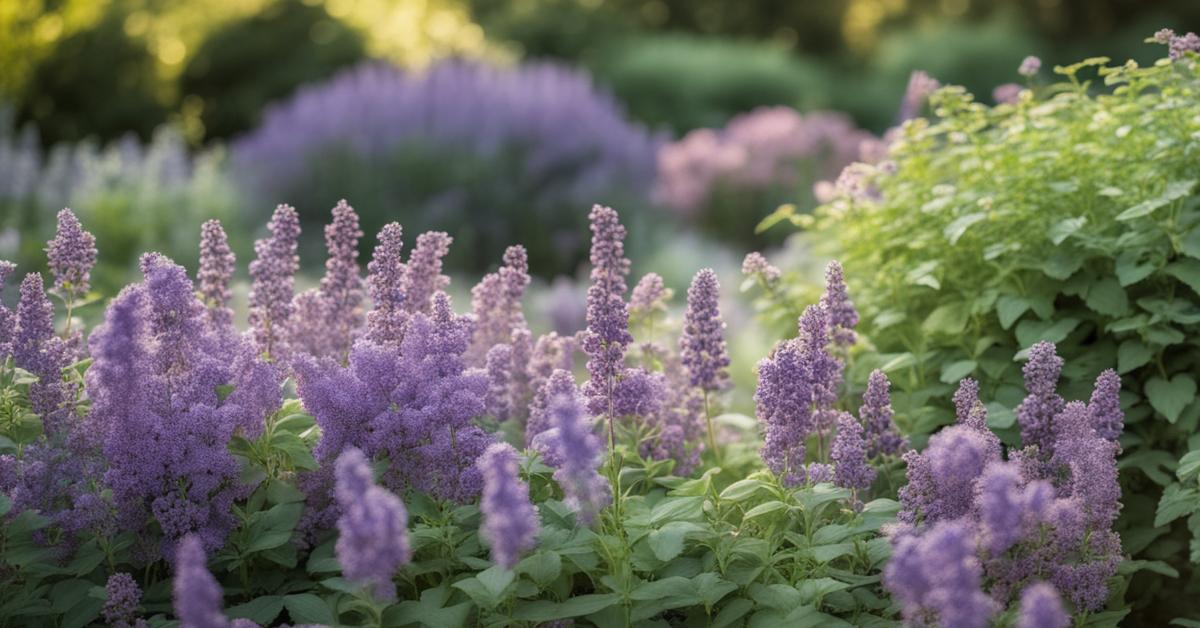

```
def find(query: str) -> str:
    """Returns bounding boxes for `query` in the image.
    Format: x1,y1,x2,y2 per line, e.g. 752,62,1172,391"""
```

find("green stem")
703,390,721,465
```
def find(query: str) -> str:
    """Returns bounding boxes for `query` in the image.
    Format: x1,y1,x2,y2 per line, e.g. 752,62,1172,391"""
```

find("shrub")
762,35,1200,622
232,61,661,275
585,34,829,134
179,0,367,141
655,106,875,246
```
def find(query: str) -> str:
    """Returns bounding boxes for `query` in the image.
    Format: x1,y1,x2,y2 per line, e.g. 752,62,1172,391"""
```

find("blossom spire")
198,219,235,328
478,443,539,569
248,204,300,359
335,447,411,601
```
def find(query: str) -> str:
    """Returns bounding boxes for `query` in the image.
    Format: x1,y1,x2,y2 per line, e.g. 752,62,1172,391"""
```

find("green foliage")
15,7,169,146
586,34,829,134
770,46,1200,621
180,0,367,141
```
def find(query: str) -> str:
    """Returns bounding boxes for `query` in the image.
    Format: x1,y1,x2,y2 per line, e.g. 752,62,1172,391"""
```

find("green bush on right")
762,33,1200,623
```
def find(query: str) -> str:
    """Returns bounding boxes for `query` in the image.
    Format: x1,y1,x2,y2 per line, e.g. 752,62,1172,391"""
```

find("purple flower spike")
741,252,780,283
548,390,611,525
1087,369,1123,442
173,535,253,628
884,521,995,628
470,245,530,362
366,222,407,346
756,338,814,487
104,572,142,627
1017,582,1069,628
478,443,539,569
45,207,97,300
582,205,633,419
680,268,730,392
335,447,411,601
1018,55,1042,77
0,260,16,355
819,261,858,347
831,412,875,491
860,369,907,457
484,343,514,421
403,231,453,315
248,204,300,359
198,219,236,328
629,273,670,318
1016,341,1065,456
13,273,71,428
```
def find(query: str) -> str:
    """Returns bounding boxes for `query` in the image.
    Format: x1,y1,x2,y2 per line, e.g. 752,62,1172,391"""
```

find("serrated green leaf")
1155,484,1200,527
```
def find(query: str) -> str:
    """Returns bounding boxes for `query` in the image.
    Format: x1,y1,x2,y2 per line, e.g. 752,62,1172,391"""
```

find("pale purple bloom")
198,219,235,328
292,200,365,360
629,273,670,319
1017,583,1068,628
741,252,780,284
1016,341,1065,456
1154,28,1177,44
527,368,579,446
548,391,611,525
469,245,530,363
403,231,452,315
898,425,1000,526
0,260,16,355
611,367,665,418
1052,402,1121,529
335,447,411,600
581,205,634,419
642,350,706,475
819,261,858,347
804,462,835,484
977,462,1052,555
797,304,841,430
484,343,513,421
248,204,300,359
898,71,941,122
860,370,906,457
478,443,539,569
173,535,256,628
45,208,96,300
756,339,813,486
1019,56,1042,77
365,222,407,346
884,521,995,628
994,83,1022,104
12,273,71,430
1087,369,1122,442
680,268,730,392
1169,32,1200,59
831,412,875,491
105,572,143,628
953,378,981,425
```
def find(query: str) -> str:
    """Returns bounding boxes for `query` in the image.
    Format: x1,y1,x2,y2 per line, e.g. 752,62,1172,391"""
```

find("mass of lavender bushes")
0,201,1134,626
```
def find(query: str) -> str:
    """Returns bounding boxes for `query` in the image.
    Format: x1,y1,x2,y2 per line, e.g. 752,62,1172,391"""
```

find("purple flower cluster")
655,107,873,217
679,268,730,392
819,261,857,347
248,204,301,360
478,443,539,569
45,208,97,301
173,535,258,628
469,245,531,363
546,390,610,525
888,349,1125,621
198,219,236,328
88,255,281,558
364,222,406,345
628,272,670,321
105,572,146,628
885,520,996,628
335,447,411,600
12,272,72,431
290,200,365,361
898,71,941,122
1018,55,1042,77
741,252,780,284
1155,29,1200,59
859,370,907,457
0,260,16,355
831,412,875,491
403,231,452,315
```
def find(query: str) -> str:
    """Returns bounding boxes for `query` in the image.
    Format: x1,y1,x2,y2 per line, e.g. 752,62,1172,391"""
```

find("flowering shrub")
232,61,660,274
757,34,1200,622
655,107,874,245
0,193,1034,626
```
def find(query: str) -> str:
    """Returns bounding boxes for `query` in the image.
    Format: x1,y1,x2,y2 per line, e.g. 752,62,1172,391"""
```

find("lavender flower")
198,219,235,328
797,304,841,430
977,462,1052,555
953,378,981,425
174,535,256,628
0,260,16,355
484,343,513,421
478,443,539,569
884,521,995,628
819,261,858,347
1016,341,1065,456
582,205,633,420
1017,583,1069,628
12,273,71,430
292,200,365,360
756,339,813,486
527,368,579,446
1019,55,1042,77
1169,31,1200,60
897,425,999,526
741,252,780,284
1087,369,1122,442
335,447,411,600
898,71,941,122
469,245,530,363
248,204,300,359
365,222,406,345
45,207,96,300
403,231,452,314
859,370,907,457
831,412,875,491
104,572,143,628
680,268,730,392
994,83,1023,105
629,273,670,320
804,462,835,484
548,391,611,525
1052,402,1121,529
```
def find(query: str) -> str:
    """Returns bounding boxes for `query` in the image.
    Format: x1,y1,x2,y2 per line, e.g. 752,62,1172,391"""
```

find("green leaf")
282,594,336,625
1015,317,1080,347
518,551,562,586
943,212,987,244
1155,483,1200,527
630,576,696,601
939,360,977,384
477,564,516,599
743,501,788,521
647,521,703,562
1117,340,1154,374
1166,259,1200,296
245,502,302,553
922,303,968,335
1116,252,1156,286
650,496,704,524
1177,450,1200,484
1116,179,1196,220
720,479,771,502
512,593,622,622
1084,278,1129,316
995,295,1030,330
1048,216,1087,244
985,402,1016,429
1146,375,1197,423
795,578,851,604
1181,226,1200,259
226,595,283,625
1042,251,1082,280
712,598,754,628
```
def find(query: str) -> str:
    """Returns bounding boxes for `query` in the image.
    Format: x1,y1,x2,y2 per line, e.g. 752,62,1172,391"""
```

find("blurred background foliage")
1,0,1198,284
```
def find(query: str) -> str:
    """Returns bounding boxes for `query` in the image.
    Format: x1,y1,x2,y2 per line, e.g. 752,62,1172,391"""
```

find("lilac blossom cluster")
478,443,539,569
886,342,1123,623
655,107,874,219
335,447,411,600
1155,29,1200,59
756,261,903,488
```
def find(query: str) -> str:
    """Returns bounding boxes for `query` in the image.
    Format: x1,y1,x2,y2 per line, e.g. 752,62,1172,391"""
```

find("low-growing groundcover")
0,200,1144,627
760,31,1200,623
